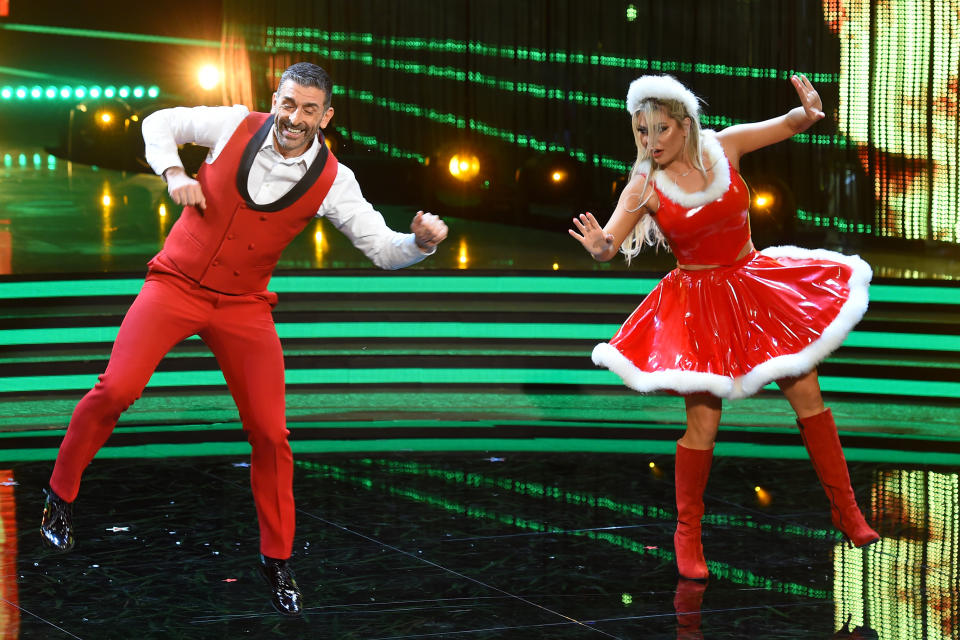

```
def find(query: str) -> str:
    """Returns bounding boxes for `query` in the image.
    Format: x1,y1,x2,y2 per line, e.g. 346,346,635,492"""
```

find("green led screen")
834,469,959,638
825,0,960,243
218,0,957,244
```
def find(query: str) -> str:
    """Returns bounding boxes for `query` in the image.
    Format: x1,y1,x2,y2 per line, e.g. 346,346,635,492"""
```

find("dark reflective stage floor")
3,451,957,639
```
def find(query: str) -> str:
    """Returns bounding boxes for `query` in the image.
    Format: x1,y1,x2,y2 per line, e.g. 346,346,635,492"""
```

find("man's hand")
164,167,207,210
411,211,448,252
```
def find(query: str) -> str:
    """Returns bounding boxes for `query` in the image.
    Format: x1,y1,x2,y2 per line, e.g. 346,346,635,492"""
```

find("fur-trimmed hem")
592,343,735,397
592,246,873,399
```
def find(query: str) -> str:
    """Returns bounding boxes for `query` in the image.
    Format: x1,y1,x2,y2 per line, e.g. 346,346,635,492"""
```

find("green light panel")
256,26,842,179
797,209,873,235
0,22,218,48
0,275,956,303
825,0,960,243
0,84,160,101
0,152,56,170
264,27,838,83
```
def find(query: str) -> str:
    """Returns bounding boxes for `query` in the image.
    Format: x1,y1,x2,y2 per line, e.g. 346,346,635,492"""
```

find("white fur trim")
592,246,873,399
649,132,730,209
593,343,735,397
626,75,700,119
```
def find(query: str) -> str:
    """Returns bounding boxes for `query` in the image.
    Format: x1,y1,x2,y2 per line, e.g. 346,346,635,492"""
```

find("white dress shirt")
141,104,428,270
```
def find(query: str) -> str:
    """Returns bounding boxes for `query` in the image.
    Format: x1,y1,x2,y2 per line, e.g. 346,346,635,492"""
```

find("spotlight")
197,65,221,91
517,153,584,210
448,153,480,181
754,485,772,507
97,111,114,126
428,143,501,211
753,192,774,208
746,175,796,246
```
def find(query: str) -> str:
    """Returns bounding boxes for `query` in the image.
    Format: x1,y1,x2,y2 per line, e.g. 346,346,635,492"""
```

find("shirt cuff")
412,234,437,257
151,154,185,178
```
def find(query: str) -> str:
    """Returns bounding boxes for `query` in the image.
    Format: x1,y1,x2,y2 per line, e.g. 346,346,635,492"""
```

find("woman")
569,74,879,581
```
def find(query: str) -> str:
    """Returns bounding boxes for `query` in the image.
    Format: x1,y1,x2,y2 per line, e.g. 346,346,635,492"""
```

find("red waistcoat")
153,112,339,294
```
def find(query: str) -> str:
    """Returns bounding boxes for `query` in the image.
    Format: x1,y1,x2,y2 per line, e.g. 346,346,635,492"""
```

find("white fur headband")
626,75,700,119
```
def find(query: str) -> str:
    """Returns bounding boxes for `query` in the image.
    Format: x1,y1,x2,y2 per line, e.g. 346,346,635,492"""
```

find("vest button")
260,215,268,221
233,270,240,276
212,259,220,266
248,243,255,250
227,233,236,240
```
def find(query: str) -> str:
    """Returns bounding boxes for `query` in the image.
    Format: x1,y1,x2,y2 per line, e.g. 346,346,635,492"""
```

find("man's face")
270,80,335,158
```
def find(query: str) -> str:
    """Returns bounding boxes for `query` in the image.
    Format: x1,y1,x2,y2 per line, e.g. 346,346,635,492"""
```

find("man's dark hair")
278,63,333,107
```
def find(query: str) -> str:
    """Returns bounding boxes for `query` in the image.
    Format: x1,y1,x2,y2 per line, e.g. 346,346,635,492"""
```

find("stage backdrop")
218,0,959,247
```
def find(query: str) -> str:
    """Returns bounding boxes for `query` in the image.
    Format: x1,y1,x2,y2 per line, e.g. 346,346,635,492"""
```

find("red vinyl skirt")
592,246,872,399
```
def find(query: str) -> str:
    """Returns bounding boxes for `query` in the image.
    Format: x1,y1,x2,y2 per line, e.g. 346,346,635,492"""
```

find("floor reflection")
834,469,958,640
673,579,706,639
3,453,956,638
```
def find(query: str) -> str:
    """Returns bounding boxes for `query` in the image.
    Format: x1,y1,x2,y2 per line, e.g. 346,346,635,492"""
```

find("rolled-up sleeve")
318,164,429,270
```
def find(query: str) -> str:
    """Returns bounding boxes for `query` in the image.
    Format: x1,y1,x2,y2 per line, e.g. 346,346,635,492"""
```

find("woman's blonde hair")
620,97,706,263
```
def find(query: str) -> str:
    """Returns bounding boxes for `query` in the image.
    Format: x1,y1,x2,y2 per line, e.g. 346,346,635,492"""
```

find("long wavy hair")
620,97,706,263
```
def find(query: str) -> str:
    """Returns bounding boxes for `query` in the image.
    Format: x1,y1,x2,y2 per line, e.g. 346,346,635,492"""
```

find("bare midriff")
677,240,755,271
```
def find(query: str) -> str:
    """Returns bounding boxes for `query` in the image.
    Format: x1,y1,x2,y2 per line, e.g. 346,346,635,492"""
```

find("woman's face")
636,107,689,168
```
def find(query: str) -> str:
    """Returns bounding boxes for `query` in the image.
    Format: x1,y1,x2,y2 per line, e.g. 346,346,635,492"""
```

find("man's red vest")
153,112,339,294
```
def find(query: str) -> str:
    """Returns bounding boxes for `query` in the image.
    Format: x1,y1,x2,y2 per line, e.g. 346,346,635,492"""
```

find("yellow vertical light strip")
457,238,468,270
100,182,114,263
157,202,168,245
313,219,328,267
931,1,960,242
828,0,959,244
836,469,960,639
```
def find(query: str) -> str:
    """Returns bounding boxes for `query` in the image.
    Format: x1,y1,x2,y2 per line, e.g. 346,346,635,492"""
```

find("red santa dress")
592,133,871,399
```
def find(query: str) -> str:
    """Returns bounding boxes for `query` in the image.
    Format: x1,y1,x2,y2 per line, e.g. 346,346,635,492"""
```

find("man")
40,62,448,616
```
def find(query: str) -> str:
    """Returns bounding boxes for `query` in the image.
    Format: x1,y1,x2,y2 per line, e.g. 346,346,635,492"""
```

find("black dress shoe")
40,487,75,552
259,555,302,616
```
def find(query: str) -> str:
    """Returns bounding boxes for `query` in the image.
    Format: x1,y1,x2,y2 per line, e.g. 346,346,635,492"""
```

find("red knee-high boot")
674,443,713,580
797,408,879,547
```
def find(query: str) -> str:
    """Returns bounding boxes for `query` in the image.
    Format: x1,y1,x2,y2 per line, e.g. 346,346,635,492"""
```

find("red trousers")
50,268,295,559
